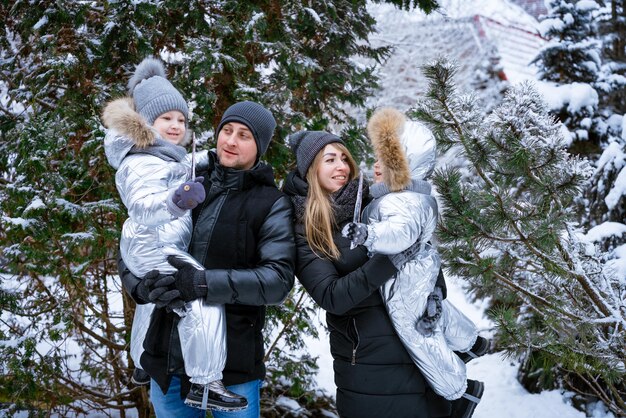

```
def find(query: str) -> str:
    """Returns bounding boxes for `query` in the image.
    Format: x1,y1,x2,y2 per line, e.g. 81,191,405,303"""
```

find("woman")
282,130,451,418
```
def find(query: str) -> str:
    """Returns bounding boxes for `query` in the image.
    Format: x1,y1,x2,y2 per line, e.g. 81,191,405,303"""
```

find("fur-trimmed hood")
101,97,190,169
367,107,436,191
101,97,157,169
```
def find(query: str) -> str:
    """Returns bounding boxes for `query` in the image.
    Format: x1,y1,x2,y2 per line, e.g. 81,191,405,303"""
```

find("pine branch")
457,255,581,321
554,238,614,318
413,58,625,410
264,286,309,363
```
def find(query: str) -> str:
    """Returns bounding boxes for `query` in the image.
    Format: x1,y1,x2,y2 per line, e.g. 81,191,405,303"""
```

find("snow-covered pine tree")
534,0,601,84
595,0,626,115
0,2,144,415
411,59,626,416
584,0,626,248
533,0,624,255
532,0,602,146
0,1,441,415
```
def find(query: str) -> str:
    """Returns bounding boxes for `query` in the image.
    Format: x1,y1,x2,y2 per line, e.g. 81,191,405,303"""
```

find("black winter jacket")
283,173,451,418
119,151,295,395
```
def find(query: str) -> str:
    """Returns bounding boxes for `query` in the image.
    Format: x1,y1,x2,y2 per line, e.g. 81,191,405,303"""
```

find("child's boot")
457,336,490,363
451,379,484,418
184,380,248,411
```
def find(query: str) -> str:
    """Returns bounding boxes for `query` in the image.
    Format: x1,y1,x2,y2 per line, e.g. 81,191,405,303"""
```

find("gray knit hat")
217,101,276,160
127,57,188,125
288,130,345,178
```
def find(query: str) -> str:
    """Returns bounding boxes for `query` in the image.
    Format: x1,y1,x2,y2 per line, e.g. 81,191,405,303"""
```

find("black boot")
457,336,490,363
184,380,248,411
451,379,484,418
130,368,150,386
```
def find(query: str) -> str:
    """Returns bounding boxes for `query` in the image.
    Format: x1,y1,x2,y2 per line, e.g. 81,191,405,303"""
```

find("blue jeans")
150,376,262,418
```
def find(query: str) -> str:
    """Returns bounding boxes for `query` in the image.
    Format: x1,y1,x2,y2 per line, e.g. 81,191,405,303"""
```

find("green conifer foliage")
411,59,625,416
532,0,625,253
584,0,626,240
0,1,439,415
533,0,601,84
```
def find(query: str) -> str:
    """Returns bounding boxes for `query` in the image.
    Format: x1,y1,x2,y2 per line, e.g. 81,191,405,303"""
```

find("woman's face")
316,143,351,194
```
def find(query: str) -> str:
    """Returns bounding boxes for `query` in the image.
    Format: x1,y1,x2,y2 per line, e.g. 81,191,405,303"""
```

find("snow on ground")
305,273,615,417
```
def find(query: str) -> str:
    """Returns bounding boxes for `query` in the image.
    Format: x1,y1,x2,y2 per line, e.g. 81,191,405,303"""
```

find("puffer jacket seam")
191,185,228,266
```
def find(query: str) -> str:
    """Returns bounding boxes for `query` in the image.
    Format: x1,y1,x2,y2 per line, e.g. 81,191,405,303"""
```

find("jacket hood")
101,97,157,168
367,107,436,191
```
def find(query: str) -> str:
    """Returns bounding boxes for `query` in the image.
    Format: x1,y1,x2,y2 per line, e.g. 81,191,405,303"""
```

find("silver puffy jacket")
102,98,225,384
363,112,478,400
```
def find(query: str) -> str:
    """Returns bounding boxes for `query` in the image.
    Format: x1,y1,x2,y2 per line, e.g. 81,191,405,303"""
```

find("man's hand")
133,269,160,304
171,177,206,210
167,256,208,302
341,222,368,247
148,275,185,310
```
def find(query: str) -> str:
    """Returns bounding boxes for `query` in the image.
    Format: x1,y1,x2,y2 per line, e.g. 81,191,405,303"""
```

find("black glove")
167,256,208,302
388,240,421,270
148,275,185,310
133,269,160,304
415,286,443,336
341,222,368,246
171,177,206,210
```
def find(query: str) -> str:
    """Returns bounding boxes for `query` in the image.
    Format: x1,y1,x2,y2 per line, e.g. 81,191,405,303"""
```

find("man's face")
153,111,186,145
216,122,258,170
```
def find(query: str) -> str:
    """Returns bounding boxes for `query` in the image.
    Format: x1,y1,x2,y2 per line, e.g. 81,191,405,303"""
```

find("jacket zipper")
192,185,227,265
349,317,360,365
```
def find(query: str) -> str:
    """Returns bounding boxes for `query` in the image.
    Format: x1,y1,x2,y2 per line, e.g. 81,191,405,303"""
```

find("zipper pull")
351,349,356,365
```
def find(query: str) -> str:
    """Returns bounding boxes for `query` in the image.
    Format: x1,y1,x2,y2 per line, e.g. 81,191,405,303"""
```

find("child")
101,57,246,411
343,107,489,418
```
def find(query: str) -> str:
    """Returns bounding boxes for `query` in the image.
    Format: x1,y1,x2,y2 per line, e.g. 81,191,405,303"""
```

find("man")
119,101,295,417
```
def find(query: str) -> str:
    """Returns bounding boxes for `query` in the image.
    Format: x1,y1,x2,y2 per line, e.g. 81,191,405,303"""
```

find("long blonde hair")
304,143,358,260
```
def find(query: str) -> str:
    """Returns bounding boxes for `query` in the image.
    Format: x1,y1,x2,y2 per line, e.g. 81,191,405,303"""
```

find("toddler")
102,57,246,411
343,107,489,418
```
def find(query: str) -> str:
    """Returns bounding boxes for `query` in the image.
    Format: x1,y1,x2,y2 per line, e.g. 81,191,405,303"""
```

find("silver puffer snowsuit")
102,98,225,384
362,108,478,400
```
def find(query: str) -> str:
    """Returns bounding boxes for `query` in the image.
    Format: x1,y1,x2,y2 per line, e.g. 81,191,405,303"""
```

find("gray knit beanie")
127,57,188,126
288,130,345,178
217,101,276,160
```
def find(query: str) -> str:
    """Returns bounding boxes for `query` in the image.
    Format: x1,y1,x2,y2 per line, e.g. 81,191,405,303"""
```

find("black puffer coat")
119,152,295,396
283,172,451,418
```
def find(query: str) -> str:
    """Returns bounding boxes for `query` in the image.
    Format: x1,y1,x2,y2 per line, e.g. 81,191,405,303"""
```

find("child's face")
153,111,186,145
373,160,384,184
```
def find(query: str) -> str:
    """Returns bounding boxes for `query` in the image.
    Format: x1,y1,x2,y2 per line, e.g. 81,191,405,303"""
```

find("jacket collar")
207,151,276,190
370,178,431,199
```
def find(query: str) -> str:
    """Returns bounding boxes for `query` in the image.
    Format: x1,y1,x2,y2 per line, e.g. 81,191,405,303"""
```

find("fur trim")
127,56,166,94
101,97,155,148
367,107,411,191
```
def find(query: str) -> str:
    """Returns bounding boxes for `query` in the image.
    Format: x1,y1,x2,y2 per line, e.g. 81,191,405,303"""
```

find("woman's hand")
341,222,368,246
387,240,420,269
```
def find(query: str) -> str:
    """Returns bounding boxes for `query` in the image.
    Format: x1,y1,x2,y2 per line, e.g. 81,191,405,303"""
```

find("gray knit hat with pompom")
127,57,188,125
288,130,345,178
217,101,276,160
